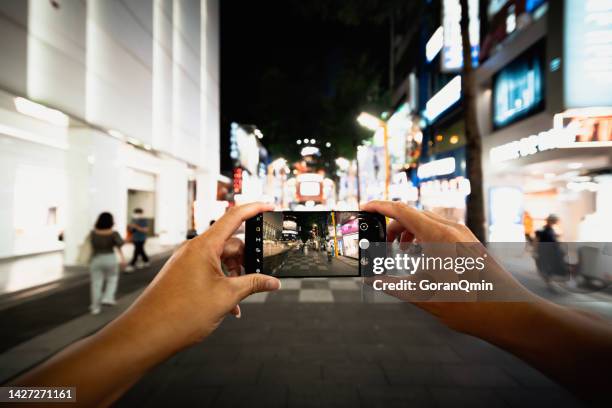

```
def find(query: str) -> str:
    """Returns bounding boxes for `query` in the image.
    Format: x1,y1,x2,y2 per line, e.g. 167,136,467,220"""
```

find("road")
271,247,358,277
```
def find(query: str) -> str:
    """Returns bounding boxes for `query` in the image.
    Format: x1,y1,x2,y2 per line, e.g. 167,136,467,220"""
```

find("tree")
459,0,486,241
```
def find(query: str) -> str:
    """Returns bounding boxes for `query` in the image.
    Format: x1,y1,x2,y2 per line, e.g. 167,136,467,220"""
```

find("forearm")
475,300,612,402
11,306,181,406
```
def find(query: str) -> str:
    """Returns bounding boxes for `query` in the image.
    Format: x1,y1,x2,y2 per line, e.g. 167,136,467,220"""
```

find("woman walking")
89,212,126,314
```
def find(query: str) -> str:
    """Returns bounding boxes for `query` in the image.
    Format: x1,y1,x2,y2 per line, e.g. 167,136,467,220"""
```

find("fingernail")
265,278,281,291
235,306,242,319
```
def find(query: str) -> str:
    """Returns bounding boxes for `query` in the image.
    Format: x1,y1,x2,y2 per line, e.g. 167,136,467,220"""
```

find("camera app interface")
262,211,360,277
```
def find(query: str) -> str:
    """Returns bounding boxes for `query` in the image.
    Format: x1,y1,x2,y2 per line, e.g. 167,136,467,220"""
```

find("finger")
399,231,414,250
362,201,435,238
386,220,406,243
198,202,274,251
228,273,281,301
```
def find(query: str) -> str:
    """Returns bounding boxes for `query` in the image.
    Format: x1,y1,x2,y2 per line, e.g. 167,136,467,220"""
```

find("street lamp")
357,112,390,200
296,139,302,145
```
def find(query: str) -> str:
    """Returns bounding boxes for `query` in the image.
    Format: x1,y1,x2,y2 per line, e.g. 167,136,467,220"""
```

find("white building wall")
195,0,222,231
86,0,154,144
153,0,174,154
0,0,220,260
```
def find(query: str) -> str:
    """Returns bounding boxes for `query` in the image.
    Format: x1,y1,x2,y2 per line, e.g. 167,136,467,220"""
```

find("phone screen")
245,211,385,278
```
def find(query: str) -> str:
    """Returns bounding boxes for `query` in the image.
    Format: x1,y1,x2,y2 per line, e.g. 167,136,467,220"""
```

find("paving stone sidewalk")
118,301,583,408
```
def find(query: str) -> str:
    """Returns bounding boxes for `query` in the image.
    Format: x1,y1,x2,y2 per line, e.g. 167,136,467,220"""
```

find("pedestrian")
126,208,149,272
534,214,568,291
89,212,126,315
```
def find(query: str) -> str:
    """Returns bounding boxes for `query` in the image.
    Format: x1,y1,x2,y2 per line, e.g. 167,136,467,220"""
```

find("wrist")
461,299,550,346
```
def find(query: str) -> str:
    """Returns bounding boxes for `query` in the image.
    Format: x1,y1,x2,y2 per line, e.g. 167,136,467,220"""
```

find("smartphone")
244,211,386,278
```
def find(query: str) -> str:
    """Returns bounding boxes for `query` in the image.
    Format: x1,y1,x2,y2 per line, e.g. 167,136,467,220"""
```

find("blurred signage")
425,76,462,122
489,127,575,162
420,177,471,208
426,26,444,62
493,42,545,128
299,182,321,197
283,220,297,231
230,123,260,174
442,0,480,72
418,157,456,179
296,173,323,202
564,115,612,145
233,168,243,194
489,115,612,162
340,219,359,235
564,0,612,108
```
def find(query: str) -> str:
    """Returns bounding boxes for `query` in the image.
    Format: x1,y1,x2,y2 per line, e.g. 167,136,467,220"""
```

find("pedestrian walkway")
0,269,583,407
273,248,358,277
117,296,581,408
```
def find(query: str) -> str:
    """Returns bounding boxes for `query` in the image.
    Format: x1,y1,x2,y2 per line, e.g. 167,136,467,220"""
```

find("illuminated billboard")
493,42,545,128
564,0,612,108
441,0,480,72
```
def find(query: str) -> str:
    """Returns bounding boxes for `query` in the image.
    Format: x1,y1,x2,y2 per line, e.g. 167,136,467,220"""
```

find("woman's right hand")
361,200,538,336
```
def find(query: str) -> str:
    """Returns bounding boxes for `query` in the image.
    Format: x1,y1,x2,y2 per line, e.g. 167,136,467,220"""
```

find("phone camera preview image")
245,211,385,278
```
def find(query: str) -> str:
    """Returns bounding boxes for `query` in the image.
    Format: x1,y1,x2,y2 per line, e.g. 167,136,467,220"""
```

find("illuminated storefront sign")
426,26,444,62
233,168,243,194
419,177,471,208
565,115,612,145
442,0,479,72
564,0,612,108
418,157,456,179
425,75,462,122
340,219,359,235
493,42,545,128
490,115,612,162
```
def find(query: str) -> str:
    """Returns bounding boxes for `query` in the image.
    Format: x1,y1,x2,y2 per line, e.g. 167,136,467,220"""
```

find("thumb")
229,273,282,301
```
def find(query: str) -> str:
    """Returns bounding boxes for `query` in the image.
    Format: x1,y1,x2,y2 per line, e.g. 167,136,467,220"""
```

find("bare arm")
362,200,612,404
468,301,612,402
10,203,281,407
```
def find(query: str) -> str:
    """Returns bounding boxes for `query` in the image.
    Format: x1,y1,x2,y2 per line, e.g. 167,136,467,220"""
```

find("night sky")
219,1,409,172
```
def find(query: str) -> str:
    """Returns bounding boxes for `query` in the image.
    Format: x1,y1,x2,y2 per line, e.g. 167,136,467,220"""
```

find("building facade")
476,0,612,242
0,0,220,262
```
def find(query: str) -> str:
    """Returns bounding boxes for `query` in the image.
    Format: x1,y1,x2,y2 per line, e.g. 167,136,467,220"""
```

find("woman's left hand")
122,202,281,350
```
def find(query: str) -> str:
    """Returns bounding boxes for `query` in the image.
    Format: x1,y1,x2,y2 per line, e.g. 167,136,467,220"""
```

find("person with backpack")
126,208,150,272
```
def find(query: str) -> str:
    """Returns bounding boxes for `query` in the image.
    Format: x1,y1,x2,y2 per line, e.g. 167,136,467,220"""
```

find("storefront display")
340,218,359,259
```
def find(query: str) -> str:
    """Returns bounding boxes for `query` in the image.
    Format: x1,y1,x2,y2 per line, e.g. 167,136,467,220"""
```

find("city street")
271,247,358,278
1,0,611,405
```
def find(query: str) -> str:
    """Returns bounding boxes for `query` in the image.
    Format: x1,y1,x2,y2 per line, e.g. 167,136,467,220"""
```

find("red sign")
233,168,242,194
